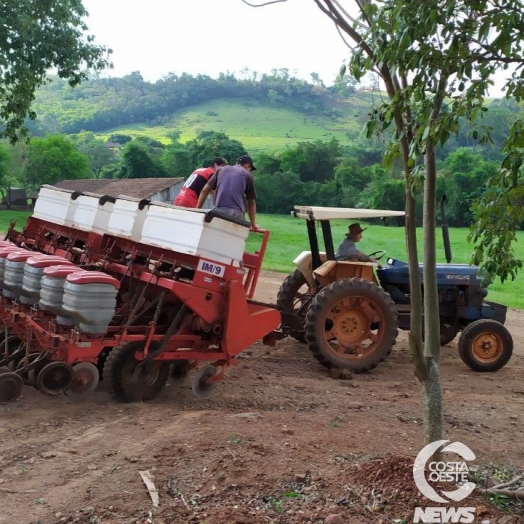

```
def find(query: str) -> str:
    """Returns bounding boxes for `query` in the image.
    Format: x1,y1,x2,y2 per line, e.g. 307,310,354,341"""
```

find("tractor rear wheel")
458,319,513,372
305,278,398,372
276,269,314,342
103,342,169,402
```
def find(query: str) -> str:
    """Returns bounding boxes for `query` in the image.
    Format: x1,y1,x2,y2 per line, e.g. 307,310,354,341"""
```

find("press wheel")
103,342,169,402
192,364,217,399
36,362,74,395
0,372,24,404
65,362,100,398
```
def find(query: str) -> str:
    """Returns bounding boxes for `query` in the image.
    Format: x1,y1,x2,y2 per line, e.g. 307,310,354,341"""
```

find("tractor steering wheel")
367,250,387,261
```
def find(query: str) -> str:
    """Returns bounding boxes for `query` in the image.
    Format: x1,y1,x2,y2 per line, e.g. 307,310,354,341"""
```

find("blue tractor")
277,205,512,373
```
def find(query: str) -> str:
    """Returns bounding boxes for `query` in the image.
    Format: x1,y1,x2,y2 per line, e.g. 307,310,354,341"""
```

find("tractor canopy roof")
293,205,405,221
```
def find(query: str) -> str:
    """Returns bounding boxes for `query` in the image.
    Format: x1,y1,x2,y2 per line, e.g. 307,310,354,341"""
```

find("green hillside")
95,97,372,154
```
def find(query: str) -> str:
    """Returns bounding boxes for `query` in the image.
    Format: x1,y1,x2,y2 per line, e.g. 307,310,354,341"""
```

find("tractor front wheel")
103,342,169,402
458,319,513,372
305,278,398,372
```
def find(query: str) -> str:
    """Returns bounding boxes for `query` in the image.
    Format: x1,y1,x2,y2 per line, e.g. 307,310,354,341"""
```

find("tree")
71,132,117,179
108,134,132,145
247,0,524,445
256,171,306,213
442,149,498,226
161,132,196,178
252,152,282,175
0,142,12,200
117,141,167,179
280,138,342,183
185,131,246,167
0,0,111,143
24,134,90,190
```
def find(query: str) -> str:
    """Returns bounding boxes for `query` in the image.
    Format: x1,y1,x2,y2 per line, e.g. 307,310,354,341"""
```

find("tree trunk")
405,181,426,380
422,140,443,443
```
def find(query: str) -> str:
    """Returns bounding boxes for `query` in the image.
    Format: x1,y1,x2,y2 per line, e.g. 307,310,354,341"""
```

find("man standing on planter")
197,154,259,230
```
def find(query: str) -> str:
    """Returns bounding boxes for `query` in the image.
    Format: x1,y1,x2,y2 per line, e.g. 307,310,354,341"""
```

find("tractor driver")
335,223,380,264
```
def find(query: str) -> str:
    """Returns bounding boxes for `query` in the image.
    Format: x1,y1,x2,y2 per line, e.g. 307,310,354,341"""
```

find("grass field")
95,98,367,154
0,211,31,233
3,210,522,309
247,213,524,310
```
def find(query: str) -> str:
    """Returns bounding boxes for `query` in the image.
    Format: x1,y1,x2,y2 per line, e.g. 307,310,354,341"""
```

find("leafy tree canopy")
107,134,132,145
0,143,11,198
117,141,167,179
71,132,117,179
0,0,111,143
24,134,90,190
185,131,247,167
280,137,342,182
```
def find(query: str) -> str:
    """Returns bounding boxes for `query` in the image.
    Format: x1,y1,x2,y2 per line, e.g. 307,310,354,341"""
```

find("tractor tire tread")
276,269,311,343
305,278,398,372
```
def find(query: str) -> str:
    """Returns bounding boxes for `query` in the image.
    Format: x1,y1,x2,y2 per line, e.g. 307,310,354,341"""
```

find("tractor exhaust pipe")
440,195,452,263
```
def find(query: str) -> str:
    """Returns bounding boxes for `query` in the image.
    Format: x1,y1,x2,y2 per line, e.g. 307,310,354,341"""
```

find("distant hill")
28,71,515,155
93,97,373,153
29,72,375,152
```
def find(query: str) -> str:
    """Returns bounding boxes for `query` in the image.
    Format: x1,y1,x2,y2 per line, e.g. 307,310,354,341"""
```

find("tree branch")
313,0,375,61
239,0,288,6
487,474,524,491
479,487,524,499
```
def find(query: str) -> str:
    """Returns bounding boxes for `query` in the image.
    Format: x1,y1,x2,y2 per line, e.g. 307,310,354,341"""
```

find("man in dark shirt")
335,223,379,263
174,157,227,208
197,154,258,229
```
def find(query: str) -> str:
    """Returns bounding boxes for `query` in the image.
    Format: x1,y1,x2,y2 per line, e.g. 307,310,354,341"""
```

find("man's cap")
211,157,227,166
348,223,366,235
237,154,256,171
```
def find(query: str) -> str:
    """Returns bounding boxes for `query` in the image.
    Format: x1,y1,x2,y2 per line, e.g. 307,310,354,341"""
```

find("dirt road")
1,271,523,524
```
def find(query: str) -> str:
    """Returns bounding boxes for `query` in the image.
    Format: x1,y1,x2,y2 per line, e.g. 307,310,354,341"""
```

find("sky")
81,0,354,86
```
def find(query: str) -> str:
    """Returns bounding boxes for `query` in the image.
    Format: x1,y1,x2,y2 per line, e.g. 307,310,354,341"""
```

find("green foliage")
489,493,510,511
70,132,117,179
161,130,246,178
0,0,111,142
280,138,342,183
255,171,306,213
441,148,499,226
469,118,524,283
0,143,12,198
117,141,167,179
184,131,245,166
108,134,132,145
24,134,89,190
